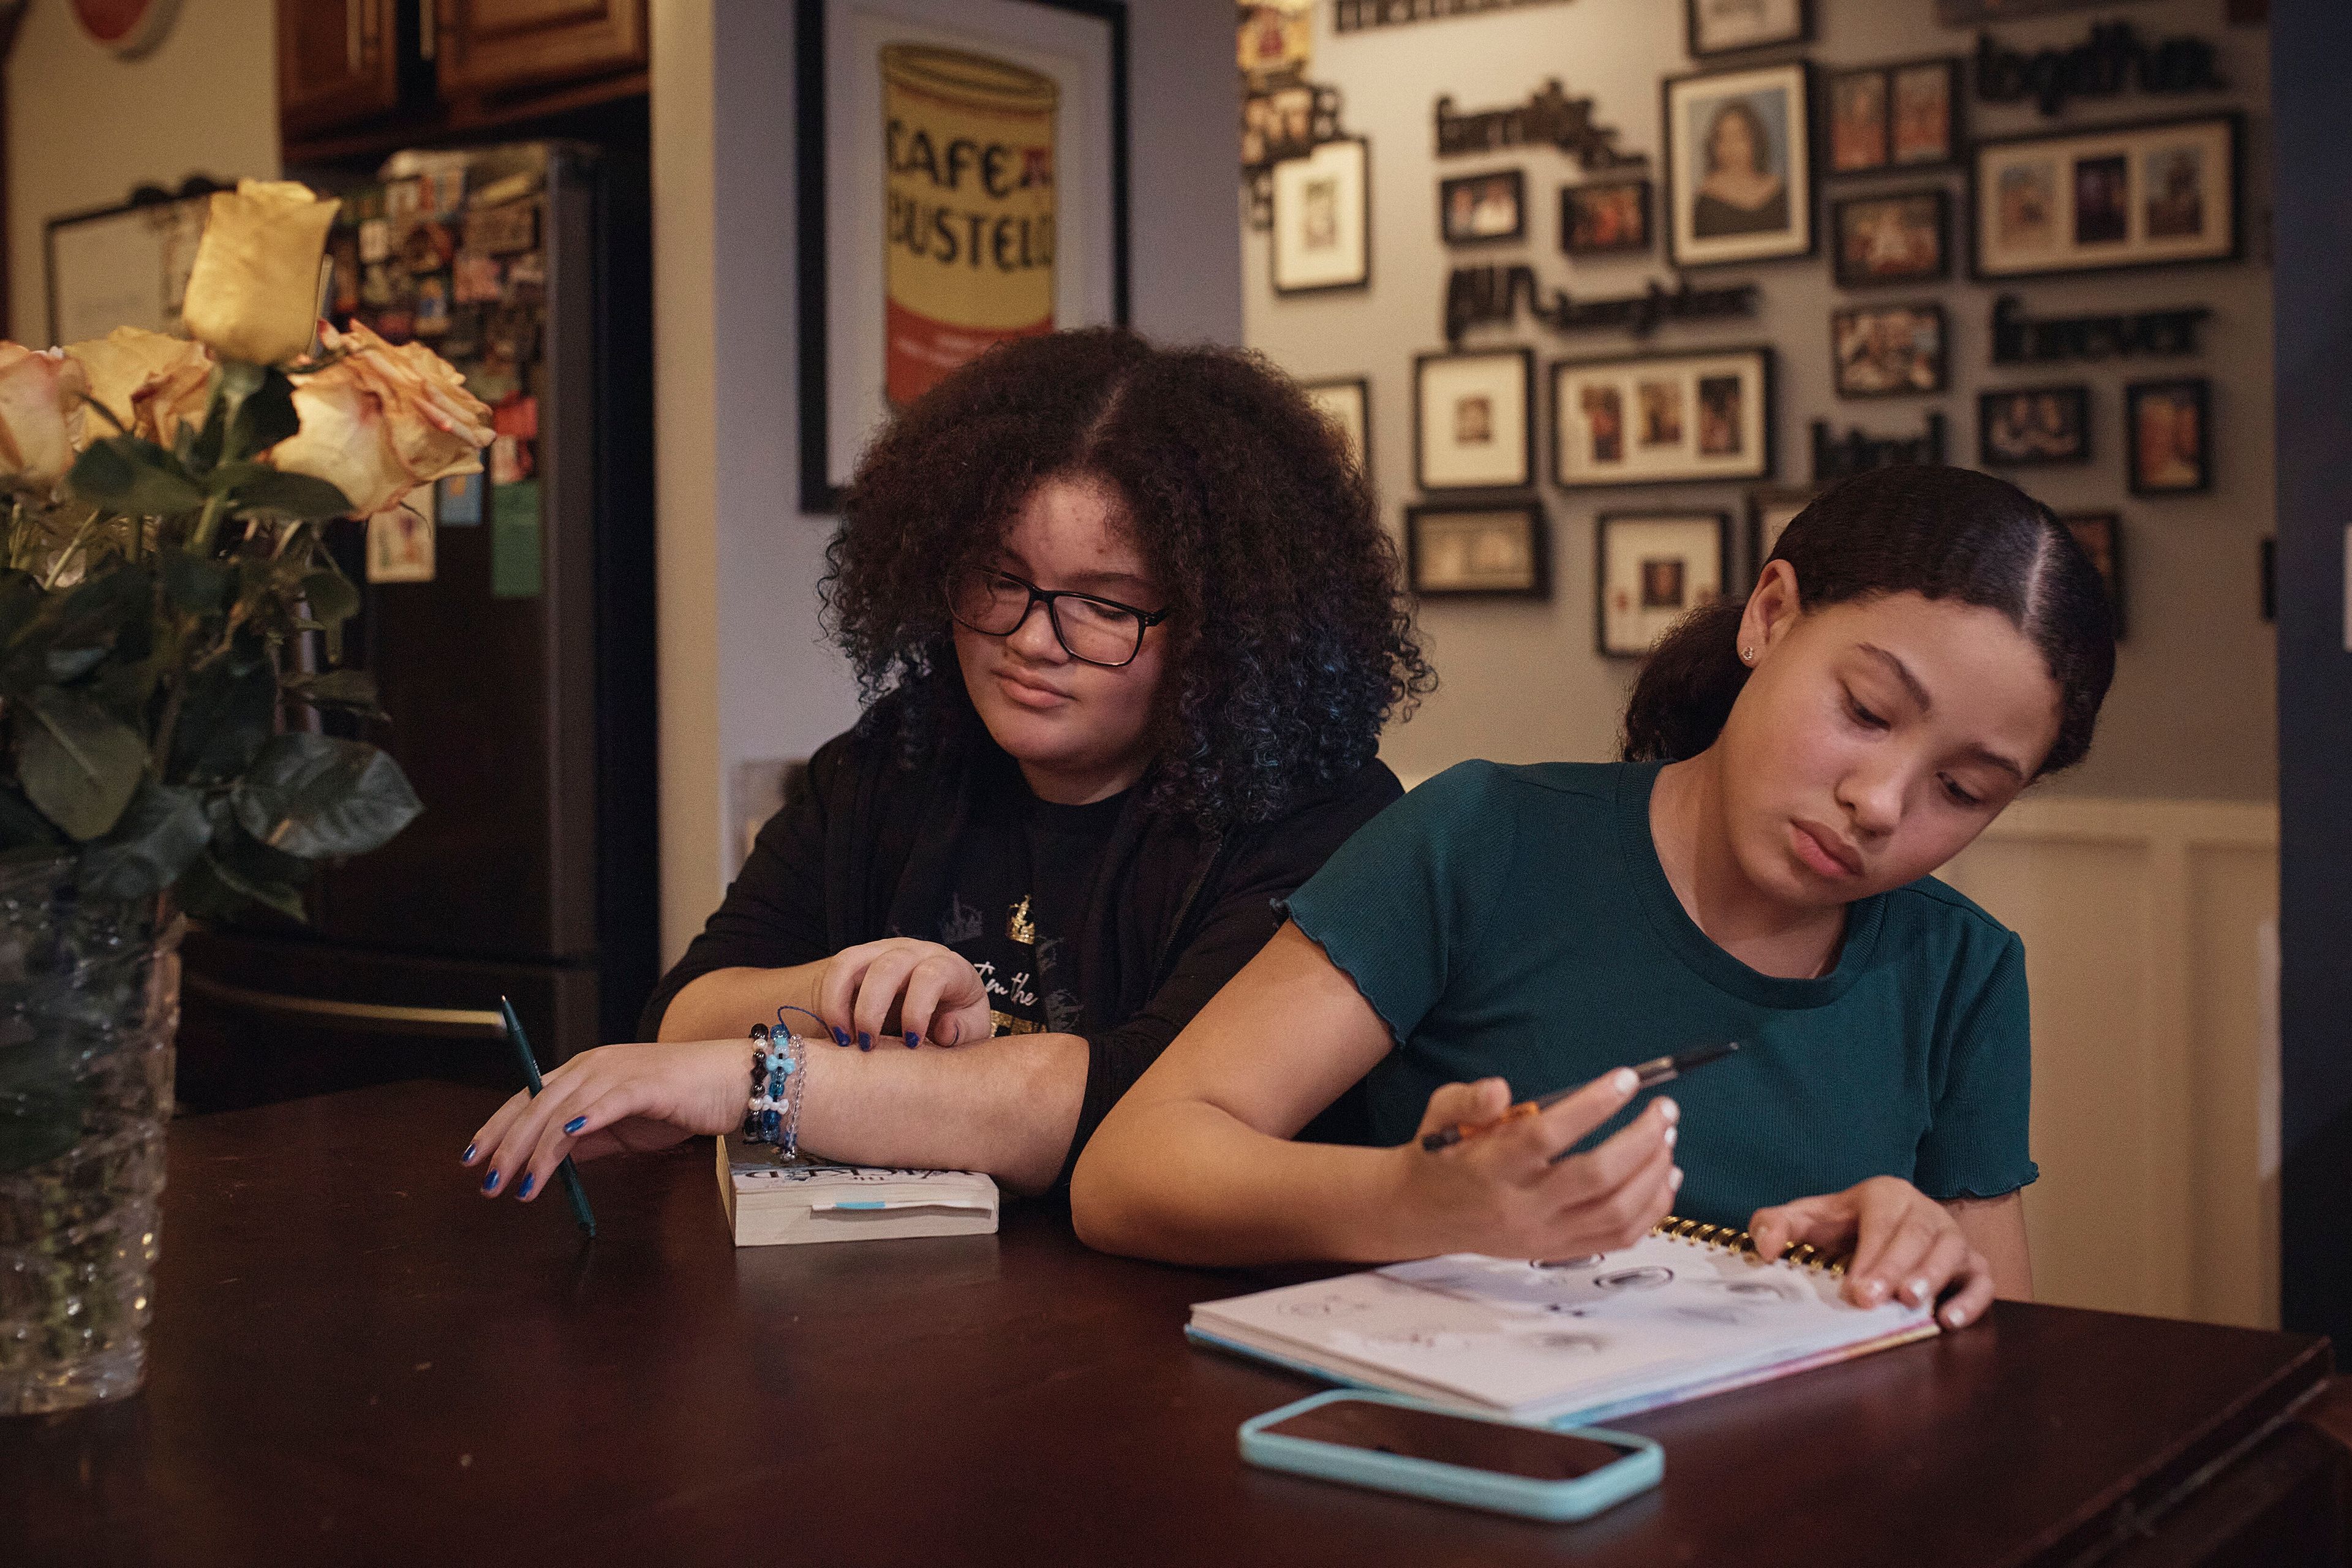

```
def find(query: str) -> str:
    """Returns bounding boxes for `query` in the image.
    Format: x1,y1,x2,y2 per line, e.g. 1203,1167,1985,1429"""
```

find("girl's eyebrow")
1859,643,2028,783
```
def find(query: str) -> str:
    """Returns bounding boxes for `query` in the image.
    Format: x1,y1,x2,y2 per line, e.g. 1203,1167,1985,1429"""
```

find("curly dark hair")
823,327,1433,828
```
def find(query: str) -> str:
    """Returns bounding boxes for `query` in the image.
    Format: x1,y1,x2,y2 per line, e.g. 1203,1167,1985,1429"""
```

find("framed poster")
1831,189,1949,287
1746,486,1814,580
2126,377,2211,496
1978,384,2090,466
1405,501,1550,598
1663,61,1814,268
1414,347,1532,492
1551,346,1774,489
1686,0,1809,58
45,188,214,345
1832,303,1947,398
1272,137,1372,295
796,0,1129,512
1300,375,1370,473
1970,113,2241,282
1561,178,1652,256
1598,511,1729,657
1439,168,1526,247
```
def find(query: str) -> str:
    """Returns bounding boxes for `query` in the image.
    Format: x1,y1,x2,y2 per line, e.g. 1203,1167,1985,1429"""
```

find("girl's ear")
1738,560,1803,666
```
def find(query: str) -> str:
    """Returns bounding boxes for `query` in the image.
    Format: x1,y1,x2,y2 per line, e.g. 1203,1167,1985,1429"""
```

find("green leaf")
232,733,420,860
166,649,276,782
77,782,210,902
225,469,352,521
176,848,307,925
300,569,361,662
160,549,235,615
225,370,300,463
66,437,205,517
43,646,105,682
283,668,384,720
17,689,146,840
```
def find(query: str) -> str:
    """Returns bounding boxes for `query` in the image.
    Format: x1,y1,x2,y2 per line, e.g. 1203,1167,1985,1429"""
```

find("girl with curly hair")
1074,466,2114,1335
462,328,1431,1200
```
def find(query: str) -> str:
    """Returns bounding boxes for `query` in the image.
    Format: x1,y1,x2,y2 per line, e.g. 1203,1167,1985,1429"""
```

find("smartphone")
1238,1390,1662,1521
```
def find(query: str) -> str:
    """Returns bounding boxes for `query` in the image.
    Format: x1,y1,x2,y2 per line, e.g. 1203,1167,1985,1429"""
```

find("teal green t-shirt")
1284,760,2037,1229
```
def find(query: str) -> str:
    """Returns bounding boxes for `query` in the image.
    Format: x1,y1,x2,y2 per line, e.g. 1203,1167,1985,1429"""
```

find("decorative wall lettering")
1336,0,1576,32
1811,413,1945,482
1444,265,1755,344
1989,295,2211,364
1434,80,1642,170
1975,23,2226,118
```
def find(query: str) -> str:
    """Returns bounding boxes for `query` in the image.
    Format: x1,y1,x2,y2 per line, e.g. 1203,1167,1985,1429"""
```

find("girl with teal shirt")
1072,467,2116,1334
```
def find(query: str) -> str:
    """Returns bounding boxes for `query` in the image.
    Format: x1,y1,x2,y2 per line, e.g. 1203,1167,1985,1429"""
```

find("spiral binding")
1653,1215,1847,1276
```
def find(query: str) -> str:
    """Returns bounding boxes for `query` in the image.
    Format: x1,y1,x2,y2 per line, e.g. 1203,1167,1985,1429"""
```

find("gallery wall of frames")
1240,0,2275,803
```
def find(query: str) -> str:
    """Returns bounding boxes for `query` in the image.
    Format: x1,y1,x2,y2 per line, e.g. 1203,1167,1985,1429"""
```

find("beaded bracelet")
741,1018,808,1159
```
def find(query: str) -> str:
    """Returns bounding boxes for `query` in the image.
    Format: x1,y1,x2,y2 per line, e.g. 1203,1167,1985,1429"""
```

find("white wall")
1246,0,2275,803
5,0,279,342
654,0,1243,964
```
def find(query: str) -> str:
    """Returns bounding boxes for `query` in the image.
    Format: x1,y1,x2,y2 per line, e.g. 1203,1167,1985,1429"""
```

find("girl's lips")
995,669,1070,709
1792,821,1861,879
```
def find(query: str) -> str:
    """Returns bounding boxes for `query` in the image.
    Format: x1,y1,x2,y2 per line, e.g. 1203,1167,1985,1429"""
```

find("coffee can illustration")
882,44,1058,408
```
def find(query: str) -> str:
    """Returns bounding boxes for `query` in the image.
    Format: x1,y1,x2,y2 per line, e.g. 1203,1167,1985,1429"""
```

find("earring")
1740,644,1755,663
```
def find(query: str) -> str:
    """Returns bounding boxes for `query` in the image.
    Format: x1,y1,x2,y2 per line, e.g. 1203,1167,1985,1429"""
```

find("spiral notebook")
1186,1218,1938,1428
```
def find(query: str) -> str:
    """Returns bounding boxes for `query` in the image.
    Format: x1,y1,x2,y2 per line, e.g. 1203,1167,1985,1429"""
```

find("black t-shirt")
932,768,1127,1039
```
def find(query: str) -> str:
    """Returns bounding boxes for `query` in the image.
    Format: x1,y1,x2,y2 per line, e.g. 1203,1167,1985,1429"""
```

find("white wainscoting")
1940,797,2279,1329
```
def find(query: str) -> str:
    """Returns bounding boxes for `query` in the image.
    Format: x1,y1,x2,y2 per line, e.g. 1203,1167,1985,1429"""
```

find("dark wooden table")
4,1081,2342,1567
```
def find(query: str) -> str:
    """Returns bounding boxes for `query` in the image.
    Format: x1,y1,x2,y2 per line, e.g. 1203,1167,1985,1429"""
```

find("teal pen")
499,995,597,1238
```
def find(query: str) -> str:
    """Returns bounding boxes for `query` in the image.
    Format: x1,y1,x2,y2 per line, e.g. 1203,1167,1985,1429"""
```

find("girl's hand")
1396,1071,1681,1261
461,1038,755,1201
1749,1176,1994,1329
816,938,993,1051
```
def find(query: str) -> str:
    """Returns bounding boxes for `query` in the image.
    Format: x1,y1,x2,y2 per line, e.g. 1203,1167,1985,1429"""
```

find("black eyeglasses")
946,567,1169,669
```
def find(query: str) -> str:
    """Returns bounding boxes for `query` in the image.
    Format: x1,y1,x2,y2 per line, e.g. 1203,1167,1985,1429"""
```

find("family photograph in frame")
2060,513,2126,638
1979,385,2090,466
1832,189,1948,287
1598,511,1730,658
1552,346,1774,488
1414,347,1533,492
1972,113,2241,280
1828,58,1959,175
1272,137,1372,295
1664,61,1814,269
2127,377,2212,496
1301,376,1370,475
1439,169,1527,246
1405,502,1550,598
796,0,1129,511
1832,303,1947,398
1562,178,1653,256
1686,0,1809,58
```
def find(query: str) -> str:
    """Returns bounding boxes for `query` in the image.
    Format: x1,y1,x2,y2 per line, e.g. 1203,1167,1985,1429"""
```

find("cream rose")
270,322,492,516
179,179,341,366
0,345,90,490
64,326,214,449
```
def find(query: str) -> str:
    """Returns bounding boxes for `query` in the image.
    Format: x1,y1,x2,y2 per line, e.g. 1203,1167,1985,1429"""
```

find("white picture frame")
1272,137,1371,295
1414,347,1532,492
1551,347,1774,489
1970,113,2240,281
1663,61,1814,270
1598,511,1728,658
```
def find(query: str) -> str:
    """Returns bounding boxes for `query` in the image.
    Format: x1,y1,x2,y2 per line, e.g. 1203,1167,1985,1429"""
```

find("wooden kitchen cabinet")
435,0,646,98
278,0,404,138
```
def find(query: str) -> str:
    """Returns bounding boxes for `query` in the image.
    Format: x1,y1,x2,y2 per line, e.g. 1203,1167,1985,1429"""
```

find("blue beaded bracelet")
743,1010,812,1158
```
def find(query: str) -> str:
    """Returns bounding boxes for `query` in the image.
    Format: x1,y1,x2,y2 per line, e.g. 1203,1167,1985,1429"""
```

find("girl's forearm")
1071,1098,1424,1267
655,964,827,1042
794,1032,1088,1195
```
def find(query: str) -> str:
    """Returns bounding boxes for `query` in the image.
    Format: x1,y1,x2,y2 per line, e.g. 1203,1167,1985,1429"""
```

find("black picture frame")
1270,135,1374,296
1685,0,1811,58
793,0,1131,514
1825,56,1963,177
2125,376,2213,497
1661,59,1817,271
2059,513,2127,639
1300,375,1372,477
1746,486,1815,585
1414,346,1536,493
1831,187,1950,288
1404,500,1551,598
1831,302,1948,399
1549,345,1777,489
1439,168,1527,247
1560,178,1654,257
2261,536,2276,623
1978,383,2092,467
1596,510,1732,658
1967,111,2244,284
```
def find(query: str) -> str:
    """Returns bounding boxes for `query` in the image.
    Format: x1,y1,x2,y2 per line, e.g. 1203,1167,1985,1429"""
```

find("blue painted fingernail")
832,1027,851,1048
462,1143,475,1163
563,1116,586,1134
858,1031,873,1051
518,1174,535,1199
483,1170,499,1192
904,1031,919,1049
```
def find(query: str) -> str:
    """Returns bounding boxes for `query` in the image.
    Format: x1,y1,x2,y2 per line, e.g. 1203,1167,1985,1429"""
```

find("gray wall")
1245,0,2274,801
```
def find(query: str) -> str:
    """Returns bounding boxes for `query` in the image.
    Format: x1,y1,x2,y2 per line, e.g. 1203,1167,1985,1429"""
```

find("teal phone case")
1237,1389,1664,1521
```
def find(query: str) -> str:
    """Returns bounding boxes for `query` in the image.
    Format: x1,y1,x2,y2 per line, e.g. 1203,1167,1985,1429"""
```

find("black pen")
1420,1041,1741,1152
500,994,597,1238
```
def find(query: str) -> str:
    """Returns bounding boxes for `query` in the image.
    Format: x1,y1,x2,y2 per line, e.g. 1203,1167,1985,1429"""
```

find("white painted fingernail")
1657,1097,1679,1125
1943,1305,1968,1328
1905,1277,1930,1306
1611,1068,1637,1093
1664,1126,1678,1148
1668,1166,1684,1189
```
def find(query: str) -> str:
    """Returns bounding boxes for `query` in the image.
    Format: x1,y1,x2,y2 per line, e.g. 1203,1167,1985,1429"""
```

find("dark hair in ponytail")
1620,465,2116,778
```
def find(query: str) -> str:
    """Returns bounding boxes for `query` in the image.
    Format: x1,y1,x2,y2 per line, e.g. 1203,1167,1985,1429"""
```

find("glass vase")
0,857,181,1415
